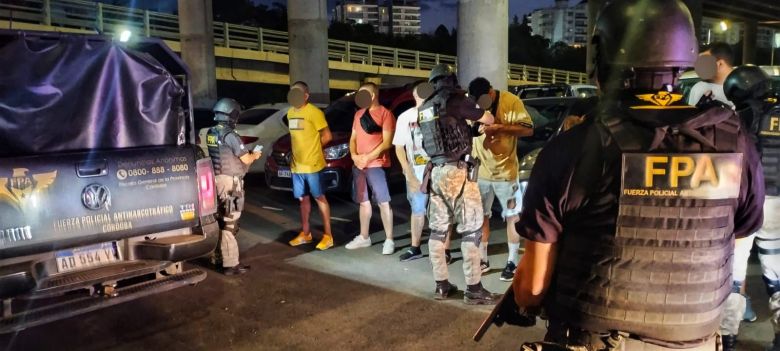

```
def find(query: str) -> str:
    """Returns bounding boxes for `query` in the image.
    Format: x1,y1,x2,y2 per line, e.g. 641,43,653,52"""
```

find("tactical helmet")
213,98,241,123
724,65,771,106
429,64,455,83
592,0,697,71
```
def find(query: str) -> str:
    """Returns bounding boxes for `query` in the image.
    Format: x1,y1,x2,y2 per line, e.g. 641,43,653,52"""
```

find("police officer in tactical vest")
207,98,261,276
418,63,499,304
723,65,780,350
508,0,765,349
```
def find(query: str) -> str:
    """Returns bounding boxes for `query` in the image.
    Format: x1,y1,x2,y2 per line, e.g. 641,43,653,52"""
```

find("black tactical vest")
417,88,473,164
552,103,743,343
758,104,780,196
206,124,245,177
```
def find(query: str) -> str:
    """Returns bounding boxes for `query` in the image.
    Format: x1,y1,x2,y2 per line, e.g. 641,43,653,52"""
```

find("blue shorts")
352,167,391,204
407,190,428,215
292,172,324,199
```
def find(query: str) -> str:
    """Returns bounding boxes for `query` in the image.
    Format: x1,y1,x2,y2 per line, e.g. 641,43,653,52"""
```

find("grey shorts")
478,179,521,219
352,167,391,204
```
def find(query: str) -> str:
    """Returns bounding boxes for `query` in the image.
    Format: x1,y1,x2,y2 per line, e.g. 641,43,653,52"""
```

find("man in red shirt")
345,83,397,255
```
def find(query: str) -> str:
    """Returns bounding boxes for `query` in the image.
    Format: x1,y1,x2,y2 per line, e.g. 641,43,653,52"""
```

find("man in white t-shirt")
687,42,735,108
393,82,450,262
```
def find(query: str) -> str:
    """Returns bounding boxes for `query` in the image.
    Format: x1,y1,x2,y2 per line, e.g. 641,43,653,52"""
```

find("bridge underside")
3,21,546,91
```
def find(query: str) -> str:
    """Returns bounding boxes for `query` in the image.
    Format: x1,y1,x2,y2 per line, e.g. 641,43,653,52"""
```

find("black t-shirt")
517,111,765,244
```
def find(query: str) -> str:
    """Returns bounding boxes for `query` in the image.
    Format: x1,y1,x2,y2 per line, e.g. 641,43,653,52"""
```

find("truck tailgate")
0,146,201,259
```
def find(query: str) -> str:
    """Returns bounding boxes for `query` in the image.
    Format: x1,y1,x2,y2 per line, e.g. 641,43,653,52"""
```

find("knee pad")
461,229,482,245
429,230,447,242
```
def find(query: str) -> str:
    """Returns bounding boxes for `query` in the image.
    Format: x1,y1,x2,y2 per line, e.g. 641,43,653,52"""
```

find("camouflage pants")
214,175,243,269
524,326,720,351
427,164,483,285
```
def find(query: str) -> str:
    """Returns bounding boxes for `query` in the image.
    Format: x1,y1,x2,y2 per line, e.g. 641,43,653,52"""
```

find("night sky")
251,0,562,33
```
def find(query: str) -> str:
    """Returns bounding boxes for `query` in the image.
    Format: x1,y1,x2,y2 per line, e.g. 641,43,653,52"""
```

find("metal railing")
0,0,588,85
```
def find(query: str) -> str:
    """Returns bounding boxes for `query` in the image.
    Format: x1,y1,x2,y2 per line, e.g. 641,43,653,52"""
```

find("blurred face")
412,87,424,107
289,84,309,108
701,50,733,84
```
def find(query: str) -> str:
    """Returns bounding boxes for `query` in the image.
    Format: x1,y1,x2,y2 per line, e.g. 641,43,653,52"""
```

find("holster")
420,162,434,194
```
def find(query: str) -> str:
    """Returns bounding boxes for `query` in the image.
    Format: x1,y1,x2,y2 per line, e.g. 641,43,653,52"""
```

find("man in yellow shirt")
286,81,334,250
468,77,534,281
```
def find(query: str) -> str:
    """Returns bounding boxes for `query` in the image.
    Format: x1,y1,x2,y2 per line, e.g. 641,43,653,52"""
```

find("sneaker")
345,235,372,250
315,234,334,251
464,285,501,305
289,231,312,246
382,239,395,255
445,249,452,264
480,260,490,273
743,295,757,322
400,246,423,262
721,334,737,351
434,281,458,300
500,261,517,282
222,264,250,276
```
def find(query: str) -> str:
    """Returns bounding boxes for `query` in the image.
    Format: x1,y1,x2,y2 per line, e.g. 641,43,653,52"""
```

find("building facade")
700,17,775,49
528,0,588,47
334,0,420,36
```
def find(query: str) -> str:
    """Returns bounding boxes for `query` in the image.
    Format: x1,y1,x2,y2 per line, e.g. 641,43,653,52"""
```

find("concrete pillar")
457,0,508,91
177,0,217,109
586,0,605,83
288,0,329,104
743,20,758,65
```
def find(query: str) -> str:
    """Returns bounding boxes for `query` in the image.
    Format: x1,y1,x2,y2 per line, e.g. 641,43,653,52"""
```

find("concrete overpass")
0,0,586,106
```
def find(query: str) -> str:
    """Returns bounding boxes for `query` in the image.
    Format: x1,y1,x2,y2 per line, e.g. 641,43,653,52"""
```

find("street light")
118,30,132,43
772,32,780,66
719,20,729,32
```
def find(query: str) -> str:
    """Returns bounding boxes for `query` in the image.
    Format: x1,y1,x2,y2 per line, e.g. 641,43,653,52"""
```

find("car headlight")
519,149,541,171
324,143,349,160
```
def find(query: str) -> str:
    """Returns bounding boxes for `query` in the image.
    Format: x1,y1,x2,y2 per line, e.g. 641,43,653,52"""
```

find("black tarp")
0,30,188,157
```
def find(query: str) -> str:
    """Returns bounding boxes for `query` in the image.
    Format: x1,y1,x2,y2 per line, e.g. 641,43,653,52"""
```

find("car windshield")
519,86,568,99
238,108,278,125
324,99,358,133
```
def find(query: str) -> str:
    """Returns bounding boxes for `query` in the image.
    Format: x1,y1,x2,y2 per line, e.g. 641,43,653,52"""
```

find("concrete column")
457,0,508,91
177,0,217,109
586,0,605,83
288,0,329,104
743,20,758,65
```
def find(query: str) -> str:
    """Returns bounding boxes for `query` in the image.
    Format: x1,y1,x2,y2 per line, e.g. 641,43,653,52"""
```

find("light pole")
773,31,780,66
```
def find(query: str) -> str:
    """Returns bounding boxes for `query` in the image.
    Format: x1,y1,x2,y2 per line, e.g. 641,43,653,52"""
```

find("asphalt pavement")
0,175,775,351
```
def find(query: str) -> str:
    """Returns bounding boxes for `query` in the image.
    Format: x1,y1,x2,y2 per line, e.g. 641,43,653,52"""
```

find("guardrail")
0,0,588,85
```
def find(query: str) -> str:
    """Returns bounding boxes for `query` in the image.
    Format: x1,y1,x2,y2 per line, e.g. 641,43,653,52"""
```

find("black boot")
434,280,458,300
721,334,737,351
464,283,501,305
768,333,780,351
222,264,250,276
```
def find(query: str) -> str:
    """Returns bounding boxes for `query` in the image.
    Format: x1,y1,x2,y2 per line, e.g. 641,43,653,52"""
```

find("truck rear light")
196,158,217,216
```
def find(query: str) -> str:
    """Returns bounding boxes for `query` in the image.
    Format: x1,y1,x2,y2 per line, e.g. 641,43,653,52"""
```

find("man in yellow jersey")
286,81,334,250
468,77,534,281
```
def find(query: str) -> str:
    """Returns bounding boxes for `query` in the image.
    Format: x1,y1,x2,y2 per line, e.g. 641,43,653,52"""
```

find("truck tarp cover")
0,33,184,157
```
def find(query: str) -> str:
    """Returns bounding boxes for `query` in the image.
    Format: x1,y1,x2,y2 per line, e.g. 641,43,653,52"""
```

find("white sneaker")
345,235,372,250
382,239,395,255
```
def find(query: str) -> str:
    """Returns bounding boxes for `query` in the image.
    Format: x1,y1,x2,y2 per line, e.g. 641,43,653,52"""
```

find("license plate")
278,168,291,178
56,242,120,273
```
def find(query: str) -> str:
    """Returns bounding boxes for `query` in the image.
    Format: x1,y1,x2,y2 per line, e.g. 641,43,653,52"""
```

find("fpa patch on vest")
760,114,780,137
621,153,743,199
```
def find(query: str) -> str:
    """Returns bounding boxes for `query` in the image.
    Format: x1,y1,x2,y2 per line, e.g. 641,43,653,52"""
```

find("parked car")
197,103,326,173
0,30,218,332
265,90,409,194
677,65,780,103
514,83,599,100
516,97,598,202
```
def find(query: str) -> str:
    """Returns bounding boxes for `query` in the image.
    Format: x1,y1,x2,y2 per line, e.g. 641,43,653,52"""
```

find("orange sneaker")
316,234,334,250
289,232,313,246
